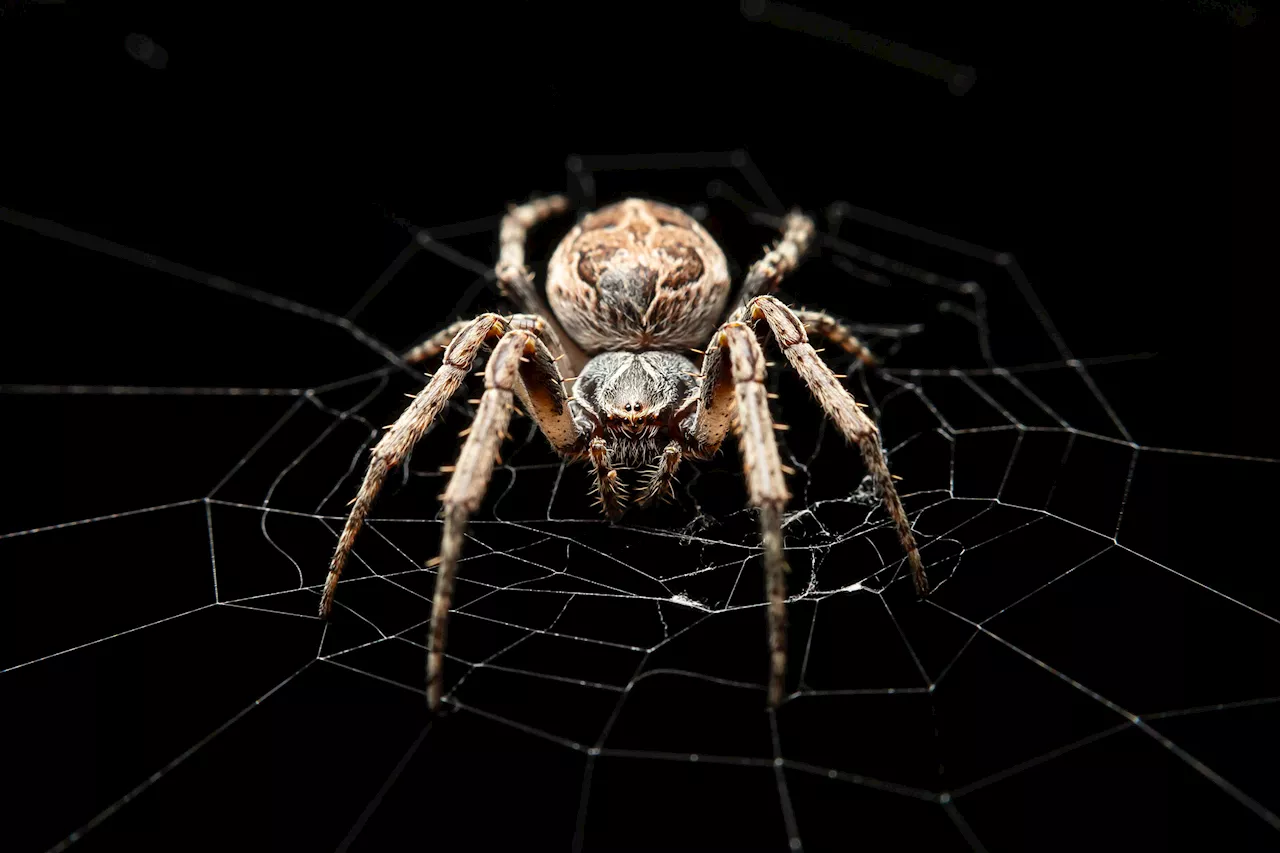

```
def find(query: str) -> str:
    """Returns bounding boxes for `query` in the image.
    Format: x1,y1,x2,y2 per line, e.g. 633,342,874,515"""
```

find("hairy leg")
693,321,793,707
795,309,877,367
322,309,581,620
750,296,927,595
320,313,506,618
731,210,817,315
426,330,537,709
404,314,573,420
497,195,587,373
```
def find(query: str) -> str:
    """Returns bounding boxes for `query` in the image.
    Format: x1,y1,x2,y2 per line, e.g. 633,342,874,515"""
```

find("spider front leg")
403,312,571,377
402,318,473,365
320,313,507,619
427,327,581,709
692,322,793,707
427,330,525,708
750,296,928,595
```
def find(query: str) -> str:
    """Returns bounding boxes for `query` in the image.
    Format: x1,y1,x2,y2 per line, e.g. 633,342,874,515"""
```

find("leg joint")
749,296,808,349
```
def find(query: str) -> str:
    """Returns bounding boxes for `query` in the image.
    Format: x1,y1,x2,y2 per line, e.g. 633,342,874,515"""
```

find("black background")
2,2,1276,852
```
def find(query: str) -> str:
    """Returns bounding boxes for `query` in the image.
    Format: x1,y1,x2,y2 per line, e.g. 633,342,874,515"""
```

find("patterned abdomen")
546,199,731,353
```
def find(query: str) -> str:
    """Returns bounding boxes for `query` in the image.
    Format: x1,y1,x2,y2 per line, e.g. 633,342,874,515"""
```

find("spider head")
573,351,699,458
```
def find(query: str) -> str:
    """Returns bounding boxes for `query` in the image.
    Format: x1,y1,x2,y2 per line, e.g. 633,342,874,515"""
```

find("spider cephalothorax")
319,195,928,711
572,351,699,468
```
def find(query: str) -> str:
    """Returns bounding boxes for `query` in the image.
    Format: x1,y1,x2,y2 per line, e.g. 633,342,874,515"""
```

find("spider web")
4,154,1278,852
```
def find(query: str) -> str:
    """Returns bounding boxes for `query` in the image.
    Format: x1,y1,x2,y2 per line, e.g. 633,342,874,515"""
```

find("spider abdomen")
546,199,731,353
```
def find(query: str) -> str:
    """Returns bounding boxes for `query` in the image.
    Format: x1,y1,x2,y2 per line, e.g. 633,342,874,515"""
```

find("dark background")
2,2,1276,851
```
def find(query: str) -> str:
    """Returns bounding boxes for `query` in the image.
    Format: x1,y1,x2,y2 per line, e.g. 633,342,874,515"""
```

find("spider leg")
750,296,928,596
731,209,817,315
636,441,682,507
403,313,572,381
320,313,507,619
506,315,580,453
692,321,792,707
402,318,474,365
795,309,878,368
498,195,588,374
427,330,538,710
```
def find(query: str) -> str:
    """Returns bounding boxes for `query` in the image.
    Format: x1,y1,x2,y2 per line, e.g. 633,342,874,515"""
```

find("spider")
319,195,928,709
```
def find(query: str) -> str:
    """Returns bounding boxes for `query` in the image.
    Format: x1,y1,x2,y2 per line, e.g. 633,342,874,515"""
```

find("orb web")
3,153,1277,852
